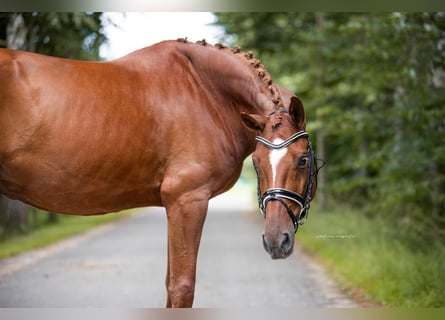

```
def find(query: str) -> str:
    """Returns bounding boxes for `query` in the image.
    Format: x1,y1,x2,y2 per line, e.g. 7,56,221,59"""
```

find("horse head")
241,96,322,259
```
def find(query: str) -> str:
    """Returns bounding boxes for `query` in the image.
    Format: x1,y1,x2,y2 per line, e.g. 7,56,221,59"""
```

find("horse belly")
0,130,164,214
0,125,166,213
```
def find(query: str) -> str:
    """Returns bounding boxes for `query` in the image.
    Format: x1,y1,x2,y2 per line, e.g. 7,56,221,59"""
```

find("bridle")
253,111,324,233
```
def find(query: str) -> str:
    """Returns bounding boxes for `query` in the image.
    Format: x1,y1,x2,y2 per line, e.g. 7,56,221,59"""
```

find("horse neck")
178,43,278,116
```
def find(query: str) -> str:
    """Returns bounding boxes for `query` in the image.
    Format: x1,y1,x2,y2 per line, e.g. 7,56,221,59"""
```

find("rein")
253,116,324,233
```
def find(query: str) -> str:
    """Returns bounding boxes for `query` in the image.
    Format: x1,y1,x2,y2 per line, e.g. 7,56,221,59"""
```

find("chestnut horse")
0,39,320,307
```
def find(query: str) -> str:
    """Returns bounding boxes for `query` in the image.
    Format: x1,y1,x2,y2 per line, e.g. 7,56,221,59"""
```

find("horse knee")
167,279,195,307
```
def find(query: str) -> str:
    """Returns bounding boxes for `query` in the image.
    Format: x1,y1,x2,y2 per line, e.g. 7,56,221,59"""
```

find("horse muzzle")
262,231,294,259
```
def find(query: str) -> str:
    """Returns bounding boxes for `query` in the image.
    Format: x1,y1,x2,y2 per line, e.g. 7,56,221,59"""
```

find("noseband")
253,114,324,233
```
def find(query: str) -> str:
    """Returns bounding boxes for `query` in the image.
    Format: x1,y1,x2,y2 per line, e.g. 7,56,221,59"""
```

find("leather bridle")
253,114,324,233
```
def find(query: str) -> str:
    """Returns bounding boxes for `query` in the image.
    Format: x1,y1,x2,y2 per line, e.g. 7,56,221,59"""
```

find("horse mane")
176,38,283,109
271,111,284,129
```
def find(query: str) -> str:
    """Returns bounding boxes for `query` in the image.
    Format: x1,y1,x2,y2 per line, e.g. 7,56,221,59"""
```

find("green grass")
0,211,132,259
297,204,445,307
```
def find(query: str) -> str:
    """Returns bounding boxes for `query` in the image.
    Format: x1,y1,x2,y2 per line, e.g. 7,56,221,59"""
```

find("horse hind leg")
162,189,209,308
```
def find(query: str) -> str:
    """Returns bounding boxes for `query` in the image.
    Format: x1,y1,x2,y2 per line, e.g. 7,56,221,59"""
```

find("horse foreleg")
164,196,208,308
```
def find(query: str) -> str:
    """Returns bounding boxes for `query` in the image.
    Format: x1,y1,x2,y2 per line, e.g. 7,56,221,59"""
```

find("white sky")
99,12,226,60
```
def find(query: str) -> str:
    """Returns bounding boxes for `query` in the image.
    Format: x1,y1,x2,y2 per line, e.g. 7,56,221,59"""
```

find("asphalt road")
0,187,358,308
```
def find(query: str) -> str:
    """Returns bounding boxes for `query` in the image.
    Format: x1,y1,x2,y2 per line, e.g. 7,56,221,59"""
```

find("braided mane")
177,38,283,109
271,111,285,129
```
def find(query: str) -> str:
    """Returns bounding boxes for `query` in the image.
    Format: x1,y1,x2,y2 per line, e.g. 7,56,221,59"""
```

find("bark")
6,13,27,50
315,12,327,210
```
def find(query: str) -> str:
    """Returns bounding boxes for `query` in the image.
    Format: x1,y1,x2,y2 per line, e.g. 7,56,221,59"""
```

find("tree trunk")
48,212,59,223
315,12,327,210
6,13,27,50
0,198,29,236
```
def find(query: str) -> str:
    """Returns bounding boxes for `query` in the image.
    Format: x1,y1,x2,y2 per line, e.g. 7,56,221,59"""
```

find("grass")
0,211,132,259
296,204,445,307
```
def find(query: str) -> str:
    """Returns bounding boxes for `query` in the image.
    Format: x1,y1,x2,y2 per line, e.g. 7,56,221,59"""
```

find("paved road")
0,187,358,307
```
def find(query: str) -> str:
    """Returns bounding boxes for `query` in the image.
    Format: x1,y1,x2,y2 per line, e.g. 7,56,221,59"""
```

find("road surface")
0,185,358,307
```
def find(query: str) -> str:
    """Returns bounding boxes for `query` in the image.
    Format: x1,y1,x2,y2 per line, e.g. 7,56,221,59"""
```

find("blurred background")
0,12,444,307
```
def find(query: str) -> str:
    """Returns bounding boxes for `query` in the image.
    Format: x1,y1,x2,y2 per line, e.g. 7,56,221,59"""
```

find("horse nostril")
280,232,292,252
262,233,294,259
262,234,269,252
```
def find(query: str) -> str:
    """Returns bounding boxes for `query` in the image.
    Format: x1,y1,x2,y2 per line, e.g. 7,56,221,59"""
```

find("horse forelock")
176,38,283,111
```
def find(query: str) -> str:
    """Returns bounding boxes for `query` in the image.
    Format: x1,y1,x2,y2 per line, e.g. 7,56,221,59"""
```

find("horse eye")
297,157,308,168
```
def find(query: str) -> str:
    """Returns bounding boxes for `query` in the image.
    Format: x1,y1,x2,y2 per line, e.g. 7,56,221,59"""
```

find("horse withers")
0,39,321,307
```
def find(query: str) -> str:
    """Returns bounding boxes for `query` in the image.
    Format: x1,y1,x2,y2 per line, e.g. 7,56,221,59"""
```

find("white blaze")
269,139,288,185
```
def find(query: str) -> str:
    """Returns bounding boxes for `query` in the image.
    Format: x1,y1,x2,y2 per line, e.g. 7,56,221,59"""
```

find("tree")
0,12,106,59
214,12,445,241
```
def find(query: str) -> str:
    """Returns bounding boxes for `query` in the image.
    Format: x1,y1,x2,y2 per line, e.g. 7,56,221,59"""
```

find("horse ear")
289,96,306,129
241,112,266,132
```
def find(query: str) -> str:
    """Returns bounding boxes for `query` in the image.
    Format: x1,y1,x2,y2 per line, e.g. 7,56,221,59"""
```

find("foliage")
0,12,106,60
297,205,445,307
0,211,131,259
215,12,445,242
